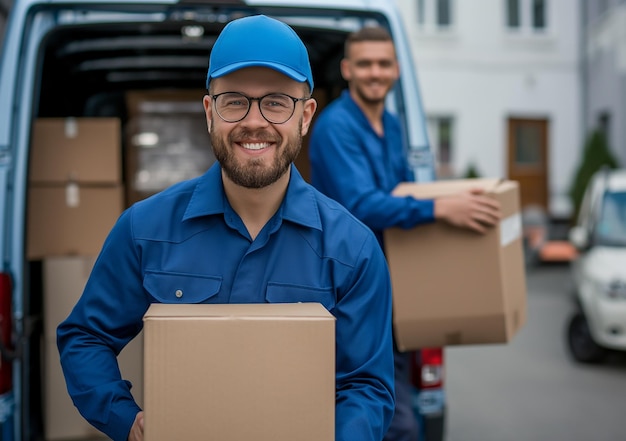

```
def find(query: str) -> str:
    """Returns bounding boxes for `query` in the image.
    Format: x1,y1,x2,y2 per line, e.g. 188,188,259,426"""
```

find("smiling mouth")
241,142,271,151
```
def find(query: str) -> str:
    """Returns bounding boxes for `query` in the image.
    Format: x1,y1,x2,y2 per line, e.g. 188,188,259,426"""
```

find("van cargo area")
18,5,388,441
34,8,355,188
29,14,348,441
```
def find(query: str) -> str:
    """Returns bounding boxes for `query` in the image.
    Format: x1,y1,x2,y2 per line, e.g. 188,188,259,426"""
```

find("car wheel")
567,313,607,363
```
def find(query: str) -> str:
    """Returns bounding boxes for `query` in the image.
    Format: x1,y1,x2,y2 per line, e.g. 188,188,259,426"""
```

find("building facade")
583,0,626,167
397,0,582,219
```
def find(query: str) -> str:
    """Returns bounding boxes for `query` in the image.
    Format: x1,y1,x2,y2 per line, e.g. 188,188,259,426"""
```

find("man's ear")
203,95,212,133
301,98,318,137
340,58,351,82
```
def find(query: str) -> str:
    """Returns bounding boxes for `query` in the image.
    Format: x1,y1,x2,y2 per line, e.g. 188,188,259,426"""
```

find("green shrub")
463,163,481,179
569,130,620,220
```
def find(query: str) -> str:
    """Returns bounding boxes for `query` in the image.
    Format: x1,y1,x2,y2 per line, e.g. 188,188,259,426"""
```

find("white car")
567,168,626,363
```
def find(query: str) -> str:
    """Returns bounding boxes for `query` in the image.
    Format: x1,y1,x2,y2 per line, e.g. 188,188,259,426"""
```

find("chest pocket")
265,282,336,312
144,271,222,303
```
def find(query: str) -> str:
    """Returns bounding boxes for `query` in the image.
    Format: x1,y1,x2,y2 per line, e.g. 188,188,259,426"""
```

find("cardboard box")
125,89,206,119
384,178,527,350
43,256,143,441
30,118,121,184
143,303,335,441
27,185,123,259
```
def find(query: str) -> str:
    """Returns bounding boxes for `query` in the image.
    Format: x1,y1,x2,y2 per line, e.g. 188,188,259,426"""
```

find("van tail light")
0,273,13,394
412,347,444,390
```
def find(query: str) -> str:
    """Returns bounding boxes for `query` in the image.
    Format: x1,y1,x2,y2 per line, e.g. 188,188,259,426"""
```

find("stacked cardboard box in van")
28,117,124,258
43,257,144,440
28,118,142,440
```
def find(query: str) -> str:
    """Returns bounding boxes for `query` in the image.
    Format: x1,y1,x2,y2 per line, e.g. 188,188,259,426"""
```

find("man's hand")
128,411,144,441
434,188,501,234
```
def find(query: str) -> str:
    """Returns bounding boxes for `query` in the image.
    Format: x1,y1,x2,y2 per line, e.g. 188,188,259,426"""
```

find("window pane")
507,0,520,27
598,111,611,140
428,116,454,178
438,118,453,164
437,0,451,26
597,191,626,245
417,0,425,25
532,0,546,29
515,124,542,166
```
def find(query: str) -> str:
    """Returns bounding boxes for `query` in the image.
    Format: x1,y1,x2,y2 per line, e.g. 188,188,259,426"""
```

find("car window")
595,190,626,246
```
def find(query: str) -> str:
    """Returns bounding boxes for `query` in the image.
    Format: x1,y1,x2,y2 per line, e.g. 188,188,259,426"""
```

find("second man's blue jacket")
309,90,434,248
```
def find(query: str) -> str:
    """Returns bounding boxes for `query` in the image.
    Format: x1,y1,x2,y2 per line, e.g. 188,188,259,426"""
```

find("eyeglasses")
210,92,309,124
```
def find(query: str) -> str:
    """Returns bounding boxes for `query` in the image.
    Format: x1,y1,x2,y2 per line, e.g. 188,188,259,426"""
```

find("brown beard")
353,82,391,106
210,116,303,189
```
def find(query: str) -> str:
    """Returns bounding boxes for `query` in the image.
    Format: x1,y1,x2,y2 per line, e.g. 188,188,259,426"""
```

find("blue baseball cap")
206,15,314,92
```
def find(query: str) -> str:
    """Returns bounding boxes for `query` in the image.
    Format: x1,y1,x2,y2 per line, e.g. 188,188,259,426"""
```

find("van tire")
567,313,607,363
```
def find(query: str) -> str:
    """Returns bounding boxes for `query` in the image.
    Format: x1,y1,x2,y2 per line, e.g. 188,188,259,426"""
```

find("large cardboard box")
30,118,121,184
27,185,123,259
384,178,527,350
43,256,143,441
143,303,335,441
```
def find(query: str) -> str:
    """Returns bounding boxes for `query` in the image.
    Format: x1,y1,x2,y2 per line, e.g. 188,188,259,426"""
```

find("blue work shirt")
309,90,434,248
57,163,394,441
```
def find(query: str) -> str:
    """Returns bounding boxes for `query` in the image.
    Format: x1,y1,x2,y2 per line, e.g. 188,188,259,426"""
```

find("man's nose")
369,63,383,76
242,99,270,126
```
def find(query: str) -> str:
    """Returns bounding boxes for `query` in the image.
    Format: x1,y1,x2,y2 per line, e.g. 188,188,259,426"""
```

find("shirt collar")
341,88,395,132
183,163,322,232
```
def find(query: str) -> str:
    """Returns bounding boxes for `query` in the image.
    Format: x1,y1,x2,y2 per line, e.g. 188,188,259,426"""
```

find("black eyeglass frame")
209,92,310,124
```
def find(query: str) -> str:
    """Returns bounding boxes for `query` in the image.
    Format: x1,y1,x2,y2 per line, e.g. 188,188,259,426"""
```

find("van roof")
13,0,397,11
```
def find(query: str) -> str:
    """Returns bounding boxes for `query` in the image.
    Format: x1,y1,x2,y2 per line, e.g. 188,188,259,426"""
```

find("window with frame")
532,0,546,29
507,0,521,28
598,111,611,141
417,0,426,25
427,116,455,178
416,0,454,30
437,0,452,27
505,0,548,32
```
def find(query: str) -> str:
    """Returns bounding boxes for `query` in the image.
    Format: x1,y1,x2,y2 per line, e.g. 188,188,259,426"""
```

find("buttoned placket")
227,209,284,303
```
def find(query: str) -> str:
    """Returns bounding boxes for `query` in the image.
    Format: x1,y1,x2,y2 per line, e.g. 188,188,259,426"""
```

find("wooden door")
507,118,549,210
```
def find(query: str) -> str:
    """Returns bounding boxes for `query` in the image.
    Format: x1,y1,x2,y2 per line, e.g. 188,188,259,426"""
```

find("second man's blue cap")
206,15,314,92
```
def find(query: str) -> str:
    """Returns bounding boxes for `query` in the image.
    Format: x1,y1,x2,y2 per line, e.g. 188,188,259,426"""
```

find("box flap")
392,178,504,198
143,302,335,321
392,179,520,219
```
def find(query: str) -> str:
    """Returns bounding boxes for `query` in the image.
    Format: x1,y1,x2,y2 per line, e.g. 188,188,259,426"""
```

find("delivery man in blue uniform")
57,15,395,441
309,26,501,441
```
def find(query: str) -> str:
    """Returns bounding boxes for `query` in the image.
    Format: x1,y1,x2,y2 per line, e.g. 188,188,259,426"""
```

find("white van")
567,168,626,363
0,1,441,440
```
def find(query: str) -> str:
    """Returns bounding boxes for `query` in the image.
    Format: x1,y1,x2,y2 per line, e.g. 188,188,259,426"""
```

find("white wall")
396,0,582,218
